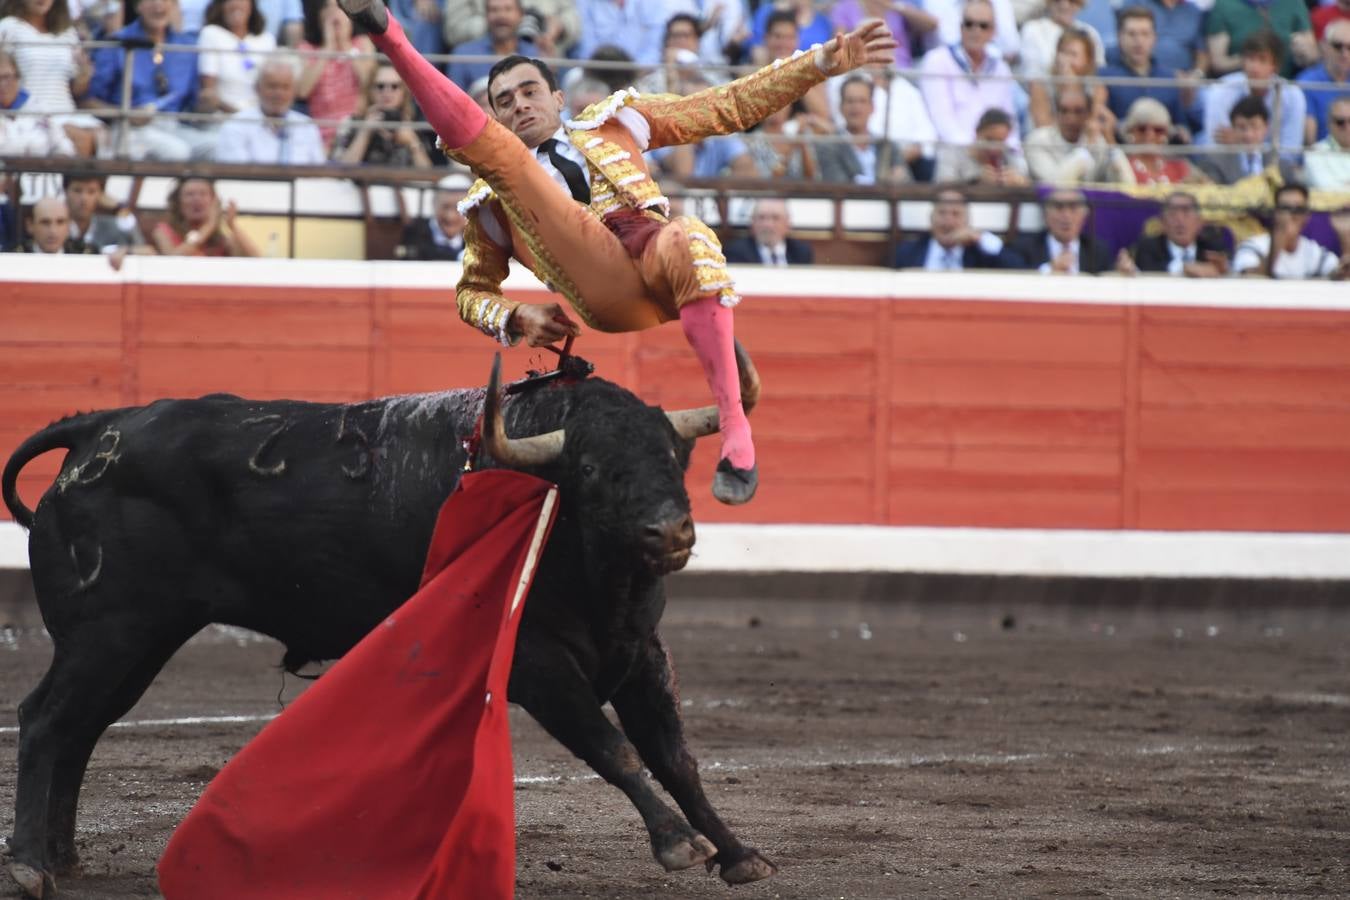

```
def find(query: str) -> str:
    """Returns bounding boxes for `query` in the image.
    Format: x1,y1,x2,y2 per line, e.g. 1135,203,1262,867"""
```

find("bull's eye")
580,463,596,478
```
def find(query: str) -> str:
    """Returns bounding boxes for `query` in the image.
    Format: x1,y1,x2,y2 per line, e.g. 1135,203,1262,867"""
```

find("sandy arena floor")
2,595,1348,899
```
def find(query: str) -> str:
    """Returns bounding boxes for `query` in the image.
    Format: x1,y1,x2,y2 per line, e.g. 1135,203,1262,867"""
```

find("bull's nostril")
677,515,694,543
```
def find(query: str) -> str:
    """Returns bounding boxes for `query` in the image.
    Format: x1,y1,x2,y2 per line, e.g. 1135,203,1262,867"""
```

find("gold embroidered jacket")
452,47,828,344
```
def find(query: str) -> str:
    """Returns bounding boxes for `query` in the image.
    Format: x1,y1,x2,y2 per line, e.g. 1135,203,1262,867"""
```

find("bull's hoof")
656,833,717,872
8,861,55,899
717,849,777,885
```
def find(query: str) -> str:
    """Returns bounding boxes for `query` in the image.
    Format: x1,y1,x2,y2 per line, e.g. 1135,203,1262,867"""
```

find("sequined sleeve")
633,48,827,151
456,211,519,347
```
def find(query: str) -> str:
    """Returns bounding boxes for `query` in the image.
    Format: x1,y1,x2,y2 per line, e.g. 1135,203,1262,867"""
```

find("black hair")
1240,29,1284,66
1229,94,1269,125
485,54,559,110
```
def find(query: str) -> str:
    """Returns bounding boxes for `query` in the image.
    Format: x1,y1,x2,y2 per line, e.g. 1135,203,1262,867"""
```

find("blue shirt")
1295,62,1350,143
389,0,446,56
446,36,540,90
1140,0,1205,74
89,21,199,113
750,5,831,50
574,0,667,66
0,88,29,110
1101,59,1194,132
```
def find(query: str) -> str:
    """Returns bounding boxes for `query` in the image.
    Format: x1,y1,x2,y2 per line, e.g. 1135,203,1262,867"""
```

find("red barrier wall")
4,261,1349,531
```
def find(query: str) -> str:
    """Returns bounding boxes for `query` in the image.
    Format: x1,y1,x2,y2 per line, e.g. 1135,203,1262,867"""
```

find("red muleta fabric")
157,469,559,900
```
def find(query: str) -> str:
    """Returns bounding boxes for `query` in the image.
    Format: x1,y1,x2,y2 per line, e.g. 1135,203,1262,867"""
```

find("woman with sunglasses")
197,0,276,117
331,61,431,165
297,0,375,150
1113,96,1207,185
0,0,103,155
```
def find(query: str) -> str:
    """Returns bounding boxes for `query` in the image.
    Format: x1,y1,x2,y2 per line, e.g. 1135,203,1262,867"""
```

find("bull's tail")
2,410,125,528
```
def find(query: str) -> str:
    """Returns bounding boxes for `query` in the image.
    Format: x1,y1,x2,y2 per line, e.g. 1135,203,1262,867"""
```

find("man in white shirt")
1024,84,1119,182
722,198,815,266
215,59,326,164
1304,96,1350,189
1234,182,1342,279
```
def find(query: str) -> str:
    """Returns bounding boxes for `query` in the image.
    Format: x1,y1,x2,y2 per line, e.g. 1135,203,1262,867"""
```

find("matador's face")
489,62,566,150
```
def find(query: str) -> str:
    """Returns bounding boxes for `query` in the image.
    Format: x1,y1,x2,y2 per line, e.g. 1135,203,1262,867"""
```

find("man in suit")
1115,190,1230,277
1197,94,1299,184
891,187,1025,270
396,178,467,261
816,74,915,185
338,0,895,504
723,199,814,266
1011,187,1113,275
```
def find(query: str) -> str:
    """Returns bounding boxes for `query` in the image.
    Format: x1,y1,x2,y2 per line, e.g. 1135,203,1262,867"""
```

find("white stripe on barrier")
5,519,1350,579
6,254,1350,311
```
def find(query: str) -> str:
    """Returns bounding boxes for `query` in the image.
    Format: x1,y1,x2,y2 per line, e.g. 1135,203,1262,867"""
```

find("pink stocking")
369,16,488,150
679,295,754,469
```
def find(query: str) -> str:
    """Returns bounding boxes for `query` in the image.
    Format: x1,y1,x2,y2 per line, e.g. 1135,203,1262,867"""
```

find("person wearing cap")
334,0,896,504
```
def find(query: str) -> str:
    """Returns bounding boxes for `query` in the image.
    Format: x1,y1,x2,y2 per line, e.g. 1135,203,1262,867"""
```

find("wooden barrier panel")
3,257,1350,532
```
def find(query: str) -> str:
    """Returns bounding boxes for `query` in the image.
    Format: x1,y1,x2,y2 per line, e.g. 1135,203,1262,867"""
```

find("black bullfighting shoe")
337,0,387,34
712,458,758,505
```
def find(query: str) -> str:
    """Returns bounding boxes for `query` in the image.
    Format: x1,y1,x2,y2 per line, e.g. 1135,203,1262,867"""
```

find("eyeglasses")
1333,116,1350,127
961,19,993,30
1276,204,1311,215
1329,40,1350,52
1046,200,1086,210
374,81,402,91
1131,124,1169,136
1164,204,1199,214
0,71,16,82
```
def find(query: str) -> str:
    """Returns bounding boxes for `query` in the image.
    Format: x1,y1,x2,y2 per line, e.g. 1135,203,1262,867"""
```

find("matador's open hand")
815,19,898,77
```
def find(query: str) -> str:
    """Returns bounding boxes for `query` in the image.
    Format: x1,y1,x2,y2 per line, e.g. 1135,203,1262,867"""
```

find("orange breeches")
453,120,737,333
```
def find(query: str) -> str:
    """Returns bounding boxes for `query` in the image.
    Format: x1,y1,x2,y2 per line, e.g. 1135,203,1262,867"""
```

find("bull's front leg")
510,644,716,874
610,634,777,885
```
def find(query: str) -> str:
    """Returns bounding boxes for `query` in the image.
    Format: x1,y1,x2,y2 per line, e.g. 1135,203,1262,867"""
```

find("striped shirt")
0,18,79,114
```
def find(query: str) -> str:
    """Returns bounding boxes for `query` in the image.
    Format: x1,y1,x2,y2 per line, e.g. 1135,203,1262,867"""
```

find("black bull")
0,351,775,898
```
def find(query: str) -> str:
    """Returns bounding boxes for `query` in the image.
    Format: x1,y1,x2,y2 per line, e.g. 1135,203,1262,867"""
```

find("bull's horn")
666,340,761,440
482,354,565,467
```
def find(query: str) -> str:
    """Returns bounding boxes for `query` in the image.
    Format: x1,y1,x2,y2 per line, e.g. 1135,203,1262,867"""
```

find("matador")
339,0,895,504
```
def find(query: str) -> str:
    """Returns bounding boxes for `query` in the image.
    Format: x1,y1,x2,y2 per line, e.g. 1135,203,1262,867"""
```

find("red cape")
158,470,558,900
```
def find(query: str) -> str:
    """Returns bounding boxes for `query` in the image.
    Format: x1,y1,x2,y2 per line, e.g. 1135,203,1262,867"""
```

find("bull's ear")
482,353,566,467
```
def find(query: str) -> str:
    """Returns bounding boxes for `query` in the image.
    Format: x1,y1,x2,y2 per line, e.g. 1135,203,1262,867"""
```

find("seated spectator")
1201,30,1307,164
749,0,832,64
1139,0,1208,76
1115,97,1208,185
0,47,77,155
216,57,326,163
564,75,607,119
0,0,102,156
19,196,92,253
1206,0,1316,79
892,187,1025,270
1197,94,1297,184
1100,6,1195,141
1011,187,1113,274
1296,20,1350,144
1313,0,1350,42
455,0,579,61
151,176,262,256
1025,84,1120,182
332,63,433,167
723,198,814,266
645,62,758,179
1233,182,1341,278
446,0,538,91
935,107,1030,184
1019,0,1104,81
761,10,831,120
1026,27,1110,131
1115,190,1229,277
817,75,914,185
1304,95,1350,188
197,0,275,119
831,0,936,71
636,15,725,95
921,0,1021,65
386,0,447,57
580,44,637,94
297,0,376,151
88,0,214,161
64,172,145,260
744,102,820,180
256,0,304,46
395,177,466,260
828,63,938,177
919,0,1019,152
574,0,667,65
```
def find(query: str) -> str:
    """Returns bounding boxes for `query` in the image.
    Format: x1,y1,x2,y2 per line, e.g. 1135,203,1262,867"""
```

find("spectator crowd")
1,0,1348,275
